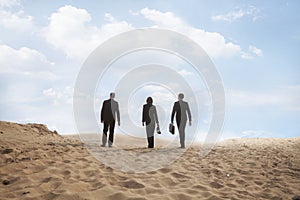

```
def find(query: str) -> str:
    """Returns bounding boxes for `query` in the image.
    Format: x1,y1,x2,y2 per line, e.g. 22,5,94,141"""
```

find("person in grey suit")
142,97,159,148
171,93,192,148
100,92,120,147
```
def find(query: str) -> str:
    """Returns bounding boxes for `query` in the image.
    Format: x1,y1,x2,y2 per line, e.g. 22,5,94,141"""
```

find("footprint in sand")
158,168,172,174
192,184,208,191
53,189,67,194
151,183,162,188
41,177,52,183
206,195,223,200
160,177,177,186
63,159,71,163
62,170,71,176
184,188,201,195
235,179,246,185
90,182,106,190
254,180,264,186
171,193,193,200
171,172,190,179
226,183,237,188
210,181,224,189
83,170,97,177
118,179,144,189
107,192,127,200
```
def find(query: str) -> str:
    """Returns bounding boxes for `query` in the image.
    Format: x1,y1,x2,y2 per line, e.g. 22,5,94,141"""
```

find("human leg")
108,120,115,147
178,120,187,148
146,122,155,148
102,122,109,146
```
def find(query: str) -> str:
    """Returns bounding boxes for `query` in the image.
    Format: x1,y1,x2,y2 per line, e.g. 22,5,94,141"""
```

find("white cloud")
43,6,261,60
0,0,33,31
0,44,57,79
104,13,114,22
129,9,139,16
212,6,261,23
249,45,263,57
43,86,73,105
241,45,263,59
240,52,254,60
178,69,194,76
227,89,284,106
0,0,19,7
43,5,134,60
227,86,300,111
140,8,184,27
0,44,54,70
0,9,33,31
142,85,176,102
212,9,244,22
139,8,241,58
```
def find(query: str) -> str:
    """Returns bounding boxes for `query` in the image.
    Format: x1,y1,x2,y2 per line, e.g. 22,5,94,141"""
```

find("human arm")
153,106,159,125
116,102,120,126
142,105,146,126
171,102,176,124
187,102,192,126
100,101,105,123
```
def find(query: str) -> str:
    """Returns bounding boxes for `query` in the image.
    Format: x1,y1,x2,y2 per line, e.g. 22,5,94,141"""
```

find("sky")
0,0,299,140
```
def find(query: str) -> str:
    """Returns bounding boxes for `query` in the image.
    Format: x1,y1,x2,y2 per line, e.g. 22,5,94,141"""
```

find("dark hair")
178,93,184,100
146,97,153,105
110,92,115,98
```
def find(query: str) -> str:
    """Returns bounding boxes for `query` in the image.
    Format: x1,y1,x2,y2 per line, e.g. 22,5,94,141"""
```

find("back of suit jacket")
101,99,120,122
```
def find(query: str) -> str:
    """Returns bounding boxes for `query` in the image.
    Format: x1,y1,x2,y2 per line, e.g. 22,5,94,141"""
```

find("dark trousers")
102,120,115,146
146,122,155,148
147,136,154,148
176,119,187,148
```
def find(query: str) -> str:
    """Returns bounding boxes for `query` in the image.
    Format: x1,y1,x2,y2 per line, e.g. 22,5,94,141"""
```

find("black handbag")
169,123,175,135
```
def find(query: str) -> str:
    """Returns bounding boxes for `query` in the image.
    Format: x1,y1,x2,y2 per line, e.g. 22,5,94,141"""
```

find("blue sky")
0,0,299,140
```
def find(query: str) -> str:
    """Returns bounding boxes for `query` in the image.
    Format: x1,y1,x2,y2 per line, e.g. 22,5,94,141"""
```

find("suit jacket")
171,100,192,124
142,104,158,126
101,99,120,123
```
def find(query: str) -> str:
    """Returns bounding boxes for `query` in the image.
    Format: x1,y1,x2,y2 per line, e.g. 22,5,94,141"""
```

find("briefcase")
169,123,175,135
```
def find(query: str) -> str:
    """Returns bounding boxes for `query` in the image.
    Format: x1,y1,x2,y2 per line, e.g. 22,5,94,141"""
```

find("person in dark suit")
100,92,120,147
171,93,192,148
142,97,159,148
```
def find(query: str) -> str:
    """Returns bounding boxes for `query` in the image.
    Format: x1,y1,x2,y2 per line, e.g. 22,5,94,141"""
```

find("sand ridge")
0,121,300,200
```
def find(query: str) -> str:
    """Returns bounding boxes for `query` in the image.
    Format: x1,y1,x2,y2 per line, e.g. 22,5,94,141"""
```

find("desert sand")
0,121,300,200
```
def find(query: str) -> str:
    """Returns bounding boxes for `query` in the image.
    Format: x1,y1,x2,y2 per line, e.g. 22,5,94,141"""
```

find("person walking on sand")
142,97,160,148
100,92,120,147
171,93,192,148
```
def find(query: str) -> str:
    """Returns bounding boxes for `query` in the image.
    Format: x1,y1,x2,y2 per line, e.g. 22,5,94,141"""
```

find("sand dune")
0,121,300,200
